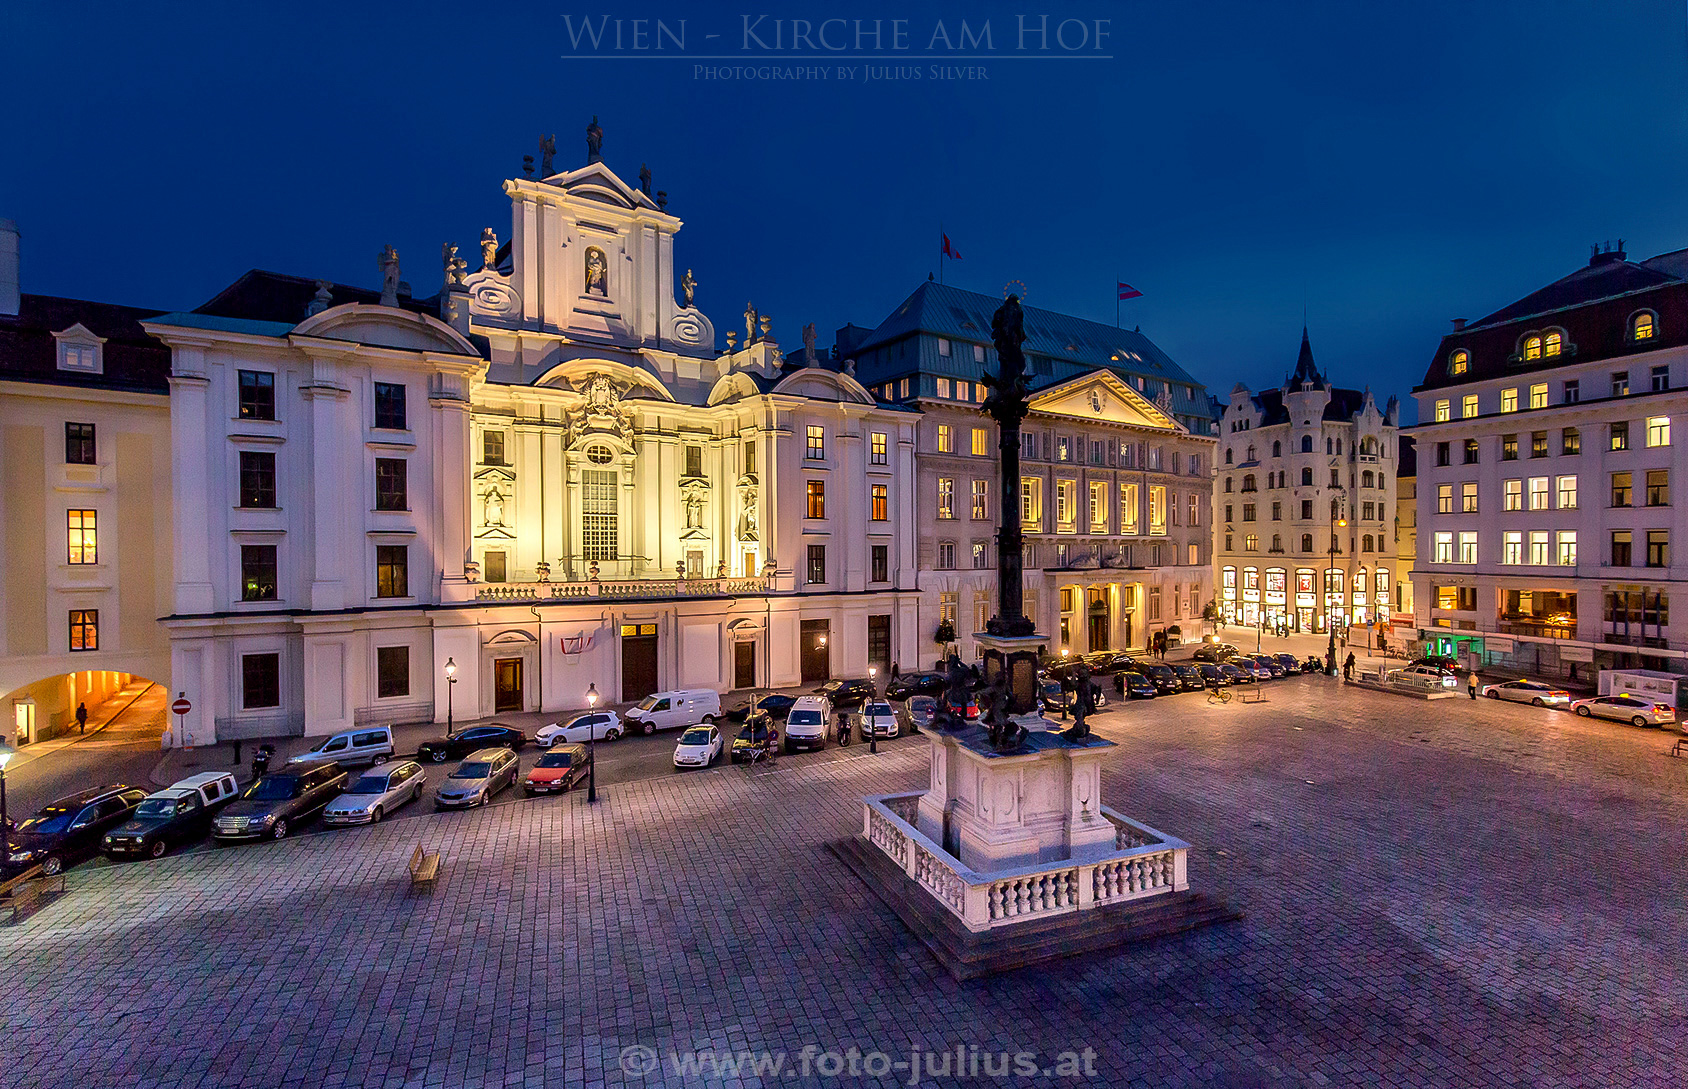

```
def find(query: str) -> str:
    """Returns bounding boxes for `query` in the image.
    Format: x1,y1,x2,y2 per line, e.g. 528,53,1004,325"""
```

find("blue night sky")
5,1,1687,417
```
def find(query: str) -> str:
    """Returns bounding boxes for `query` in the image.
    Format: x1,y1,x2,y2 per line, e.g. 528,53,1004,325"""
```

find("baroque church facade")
136,144,922,743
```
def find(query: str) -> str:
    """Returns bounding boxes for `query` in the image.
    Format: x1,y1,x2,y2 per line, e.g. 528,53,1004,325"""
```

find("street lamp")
867,666,878,754
1327,508,1348,673
0,740,14,862
444,657,458,732
585,683,599,804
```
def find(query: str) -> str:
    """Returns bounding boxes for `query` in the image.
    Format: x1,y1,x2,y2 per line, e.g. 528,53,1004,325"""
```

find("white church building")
133,144,922,743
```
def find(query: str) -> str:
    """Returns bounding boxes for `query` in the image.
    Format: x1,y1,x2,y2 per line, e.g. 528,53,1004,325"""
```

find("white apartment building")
1214,332,1401,633
1412,241,1688,678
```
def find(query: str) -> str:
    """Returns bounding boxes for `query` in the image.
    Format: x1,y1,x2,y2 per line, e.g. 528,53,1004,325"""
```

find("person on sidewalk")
1467,671,1478,700
1343,653,1355,682
75,702,88,733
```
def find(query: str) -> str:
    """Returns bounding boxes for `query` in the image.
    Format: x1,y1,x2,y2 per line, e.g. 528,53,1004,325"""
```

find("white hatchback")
536,711,624,747
672,724,723,769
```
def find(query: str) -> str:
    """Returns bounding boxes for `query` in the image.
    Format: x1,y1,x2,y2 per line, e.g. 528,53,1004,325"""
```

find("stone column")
168,353,214,615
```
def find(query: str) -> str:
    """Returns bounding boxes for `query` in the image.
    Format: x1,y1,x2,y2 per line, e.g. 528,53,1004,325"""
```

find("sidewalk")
6,680,160,773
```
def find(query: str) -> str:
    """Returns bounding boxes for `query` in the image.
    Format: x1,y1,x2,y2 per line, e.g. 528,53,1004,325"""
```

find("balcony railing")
475,575,770,603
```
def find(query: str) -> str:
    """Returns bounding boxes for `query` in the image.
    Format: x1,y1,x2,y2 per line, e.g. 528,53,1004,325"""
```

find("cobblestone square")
3,676,1686,1087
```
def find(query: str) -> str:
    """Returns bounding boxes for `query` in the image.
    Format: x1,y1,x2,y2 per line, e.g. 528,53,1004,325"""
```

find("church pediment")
1027,371,1181,432
536,164,660,214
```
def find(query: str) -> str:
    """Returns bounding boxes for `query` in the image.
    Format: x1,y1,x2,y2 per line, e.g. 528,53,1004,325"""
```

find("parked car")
433,748,520,809
417,724,526,763
783,695,832,752
1038,679,1068,714
1196,663,1229,687
885,672,946,702
526,745,592,794
1570,693,1677,727
1218,662,1254,684
672,725,723,769
103,773,239,859
1272,653,1304,675
536,712,623,747
214,762,349,842
896,695,936,733
1236,657,1273,681
624,689,723,734
1396,664,1459,689
1481,679,1572,707
287,726,395,768
1190,643,1239,663
1039,656,1085,683
858,700,899,739
726,695,798,723
1116,671,1157,699
1171,663,1206,690
322,761,427,825
813,678,877,709
1248,655,1286,678
1080,651,1130,675
6,785,148,876
1411,655,1461,673
730,713,779,762
1142,664,1182,695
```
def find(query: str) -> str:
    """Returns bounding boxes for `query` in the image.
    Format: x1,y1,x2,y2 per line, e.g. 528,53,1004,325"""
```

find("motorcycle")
250,743,276,780
835,714,853,747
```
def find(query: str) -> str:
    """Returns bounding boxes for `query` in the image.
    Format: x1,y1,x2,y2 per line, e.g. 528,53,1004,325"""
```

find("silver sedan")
1479,680,1572,707
323,761,427,826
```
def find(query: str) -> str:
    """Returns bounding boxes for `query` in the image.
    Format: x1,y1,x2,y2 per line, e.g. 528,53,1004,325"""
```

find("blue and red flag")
1117,282,1142,300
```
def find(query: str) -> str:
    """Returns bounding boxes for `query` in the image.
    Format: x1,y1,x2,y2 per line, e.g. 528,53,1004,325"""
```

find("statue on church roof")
656,190,668,211
681,268,696,308
442,243,467,290
378,245,400,307
639,163,652,195
802,323,818,366
743,302,757,346
586,115,604,162
306,280,332,317
480,228,498,271
522,155,534,178
539,134,556,177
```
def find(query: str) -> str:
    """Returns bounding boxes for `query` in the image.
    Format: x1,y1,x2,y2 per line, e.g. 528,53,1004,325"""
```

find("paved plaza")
4,675,1688,1088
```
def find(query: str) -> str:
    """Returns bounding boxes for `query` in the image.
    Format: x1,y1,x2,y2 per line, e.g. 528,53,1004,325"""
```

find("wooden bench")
0,865,66,923
1671,737,1688,759
408,843,441,889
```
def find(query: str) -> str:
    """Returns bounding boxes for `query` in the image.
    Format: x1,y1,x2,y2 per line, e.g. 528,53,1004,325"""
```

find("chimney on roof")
1451,317,1466,331
0,218,17,318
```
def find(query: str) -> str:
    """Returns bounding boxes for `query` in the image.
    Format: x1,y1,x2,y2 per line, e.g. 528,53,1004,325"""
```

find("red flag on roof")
942,234,962,260
1117,282,1143,300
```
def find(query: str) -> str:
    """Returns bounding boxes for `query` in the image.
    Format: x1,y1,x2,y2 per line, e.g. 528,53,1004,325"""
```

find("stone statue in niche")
539,134,556,177
736,485,759,541
378,245,401,307
684,491,704,529
586,115,603,162
681,268,696,307
480,228,498,271
584,247,608,296
483,486,506,527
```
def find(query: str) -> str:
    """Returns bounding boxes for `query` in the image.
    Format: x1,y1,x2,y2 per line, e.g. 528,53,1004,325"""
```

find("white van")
783,695,833,753
287,726,396,767
623,690,722,735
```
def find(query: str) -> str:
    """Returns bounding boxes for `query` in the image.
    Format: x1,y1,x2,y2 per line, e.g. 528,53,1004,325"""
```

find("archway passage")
2,672,169,825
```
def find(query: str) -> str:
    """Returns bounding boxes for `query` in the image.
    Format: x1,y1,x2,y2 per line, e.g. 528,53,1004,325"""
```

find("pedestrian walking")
75,701,88,734
1343,652,1355,682
1467,672,1478,700
891,661,900,680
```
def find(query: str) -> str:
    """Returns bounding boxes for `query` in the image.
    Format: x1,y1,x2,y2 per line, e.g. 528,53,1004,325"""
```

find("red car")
523,745,591,795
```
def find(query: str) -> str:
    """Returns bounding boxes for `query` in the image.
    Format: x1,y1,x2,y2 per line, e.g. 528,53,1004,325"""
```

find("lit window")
1543,331,1562,357
1503,479,1522,510
937,478,954,519
1438,484,1453,514
806,425,825,459
1557,475,1578,509
1120,482,1138,533
870,484,887,521
241,544,278,601
1458,531,1477,564
1523,336,1542,360
971,479,988,520
1528,477,1549,510
1462,395,1478,418
1449,349,1469,375
1149,485,1167,535
1634,312,1656,340
1557,531,1577,566
1529,531,1549,566
375,545,409,598
68,609,98,651
67,509,97,564
1055,480,1075,527
1611,422,1629,451
937,425,953,454
1529,384,1548,409
936,377,952,399
972,542,987,569
1462,482,1478,513
807,480,826,519
869,432,887,465
1022,479,1042,526
1647,415,1671,447
936,541,955,569
971,427,988,456
1502,531,1522,565
1090,481,1109,532
1434,399,1450,422
1433,531,1453,563
1500,388,1518,413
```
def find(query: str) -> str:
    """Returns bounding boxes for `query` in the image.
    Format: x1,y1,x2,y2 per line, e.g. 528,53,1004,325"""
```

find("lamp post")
868,666,878,754
1327,505,1347,672
444,657,457,732
0,740,14,863
585,683,599,803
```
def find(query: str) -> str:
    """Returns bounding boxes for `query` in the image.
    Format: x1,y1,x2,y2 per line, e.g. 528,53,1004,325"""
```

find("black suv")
813,678,877,709
1141,663,1182,695
5,785,148,876
885,672,946,702
212,762,349,842
416,724,526,763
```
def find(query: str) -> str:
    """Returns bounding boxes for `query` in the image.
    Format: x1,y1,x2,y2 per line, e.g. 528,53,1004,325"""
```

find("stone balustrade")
475,575,768,603
862,792,1190,933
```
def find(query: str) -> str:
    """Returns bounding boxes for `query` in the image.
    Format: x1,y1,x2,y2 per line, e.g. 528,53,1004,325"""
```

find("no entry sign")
172,696,191,716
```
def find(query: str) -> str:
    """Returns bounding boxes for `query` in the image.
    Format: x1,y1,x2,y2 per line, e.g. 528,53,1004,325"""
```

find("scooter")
835,714,853,747
250,743,276,780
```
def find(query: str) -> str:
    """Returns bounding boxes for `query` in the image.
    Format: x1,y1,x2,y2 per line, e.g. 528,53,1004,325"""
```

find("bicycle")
1206,685,1233,705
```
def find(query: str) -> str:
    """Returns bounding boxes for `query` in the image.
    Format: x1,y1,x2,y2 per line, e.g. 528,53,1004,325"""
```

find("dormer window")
53,324,105,375
1632,311,1657,341
1523,335,1542,361
1448,349,1469,375
1543,331,1563,357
